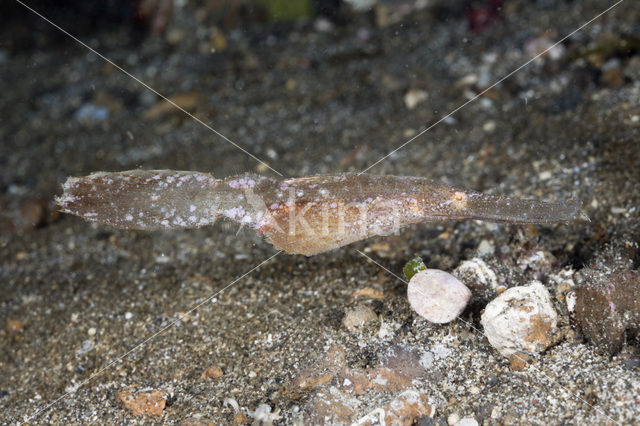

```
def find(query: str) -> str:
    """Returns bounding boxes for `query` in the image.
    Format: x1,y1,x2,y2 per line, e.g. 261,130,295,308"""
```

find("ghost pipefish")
56,170,588,255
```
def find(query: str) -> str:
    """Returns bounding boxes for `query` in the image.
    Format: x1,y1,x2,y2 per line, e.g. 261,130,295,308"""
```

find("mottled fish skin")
56,170,587,255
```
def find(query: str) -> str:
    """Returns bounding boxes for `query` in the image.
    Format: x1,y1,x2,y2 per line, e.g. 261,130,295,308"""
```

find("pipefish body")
56,170,588,255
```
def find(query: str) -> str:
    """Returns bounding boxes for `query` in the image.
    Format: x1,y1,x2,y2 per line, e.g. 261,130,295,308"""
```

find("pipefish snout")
56,170,588,255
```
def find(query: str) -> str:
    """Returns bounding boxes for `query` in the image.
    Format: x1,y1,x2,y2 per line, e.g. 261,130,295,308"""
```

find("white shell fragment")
480,281,558,357
407,269,472,324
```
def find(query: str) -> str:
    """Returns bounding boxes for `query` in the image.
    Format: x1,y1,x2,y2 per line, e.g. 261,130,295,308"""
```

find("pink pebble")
407,269,471,324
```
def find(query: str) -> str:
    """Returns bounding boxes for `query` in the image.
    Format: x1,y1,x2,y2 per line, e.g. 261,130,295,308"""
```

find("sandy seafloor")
1,0,639,424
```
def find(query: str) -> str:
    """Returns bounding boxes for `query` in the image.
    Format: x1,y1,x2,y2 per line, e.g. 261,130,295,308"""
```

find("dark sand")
1,0,639,424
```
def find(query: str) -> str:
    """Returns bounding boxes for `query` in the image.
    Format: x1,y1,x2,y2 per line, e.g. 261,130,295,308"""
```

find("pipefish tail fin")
461,193,588,224
56,170,220,230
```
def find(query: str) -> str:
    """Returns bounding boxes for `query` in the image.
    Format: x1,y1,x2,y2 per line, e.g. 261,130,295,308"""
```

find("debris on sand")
116,385,167,417
569,269,640,355
343,304,378,332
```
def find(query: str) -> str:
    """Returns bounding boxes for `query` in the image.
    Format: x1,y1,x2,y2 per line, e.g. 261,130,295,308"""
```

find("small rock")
74,103,109,123
571,269,640,354
408,270,471,324
482,120,496,133
175,311,192,323
246,404,281,424
508,351,534,371
20,199,47,228
314,17,334,33
516,248,554,273
455,418,479,426
223,397,240,412
15,252,27,260
600,59,624,88
455,73,478,88
448,412,460,425
524,35,565,62
201,365,223,379
384,390,434,425
290,370,334,393
6,320,23,333
117,385,167,416
537,170,553,182
481,282,559,357
339,364,415,395
623,55,640,81
6,198,59,233
476,240,495,256
77,339,95,355
342,304,377,331
623,357,640,371
550,268,575,302
475,403,494,422
233,413,251,424
403,89,428,110
454,258,499,292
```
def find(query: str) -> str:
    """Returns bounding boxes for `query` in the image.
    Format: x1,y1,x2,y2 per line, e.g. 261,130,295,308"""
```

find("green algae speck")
403,256,427,281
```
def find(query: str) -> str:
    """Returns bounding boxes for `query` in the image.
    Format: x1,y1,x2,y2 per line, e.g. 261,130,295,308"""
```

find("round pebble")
480,281,558,357
407,269,472,324
456,418,479,426
342,304,378,331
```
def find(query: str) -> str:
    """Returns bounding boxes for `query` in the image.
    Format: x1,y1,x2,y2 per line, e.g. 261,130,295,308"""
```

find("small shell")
407,269,472,324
